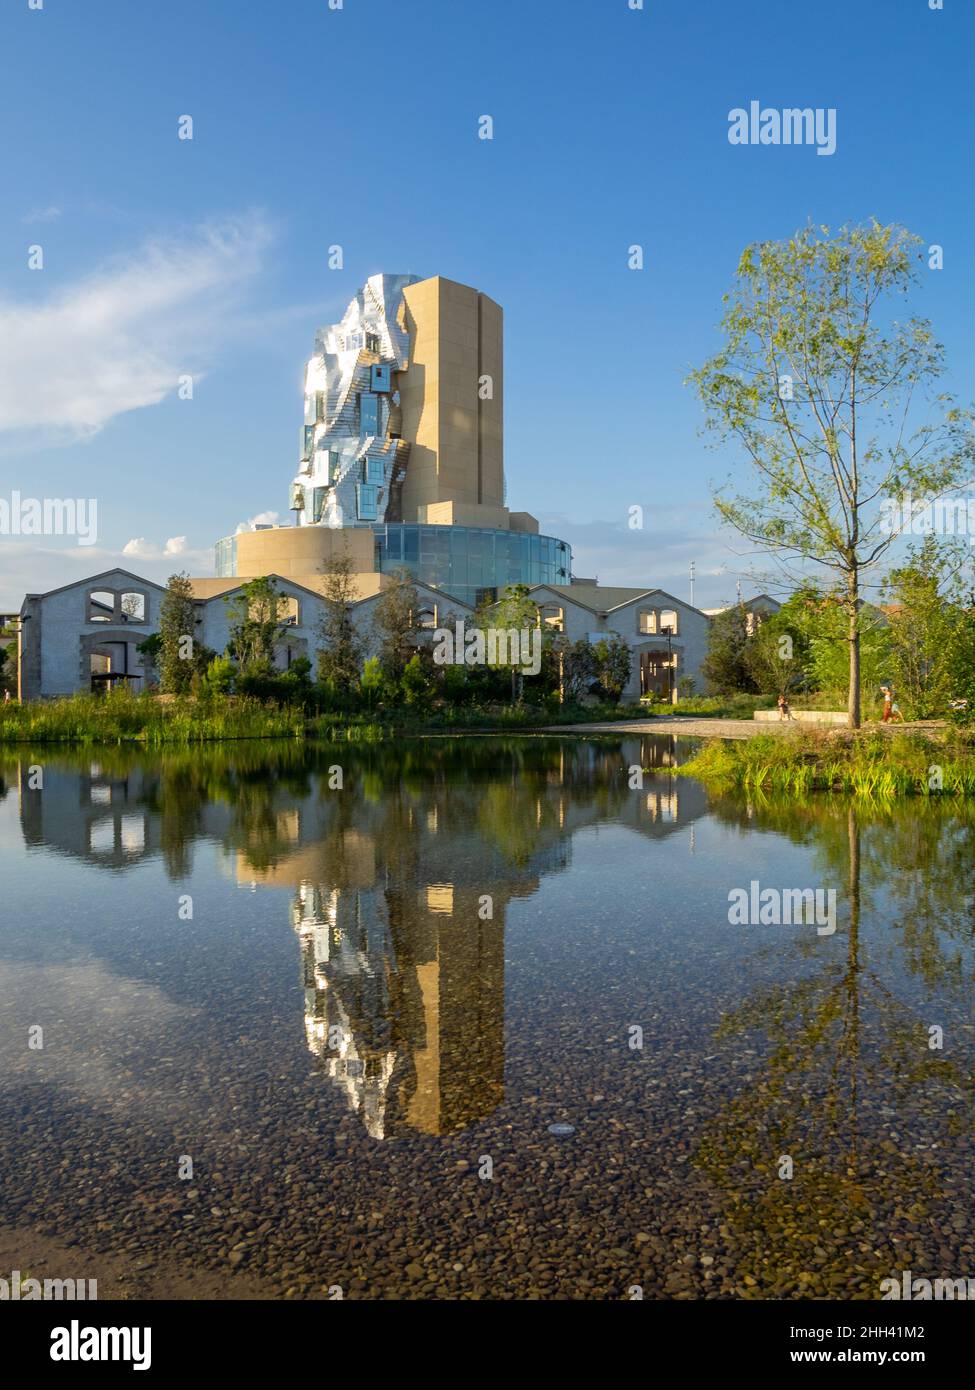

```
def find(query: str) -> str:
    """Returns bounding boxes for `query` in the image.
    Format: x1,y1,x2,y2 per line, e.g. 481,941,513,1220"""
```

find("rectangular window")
120,593,146,623
359,393,379,435
357,484,378,521
312,487,326,522
299,425,315,460
638,611,657,635
365,456,385,485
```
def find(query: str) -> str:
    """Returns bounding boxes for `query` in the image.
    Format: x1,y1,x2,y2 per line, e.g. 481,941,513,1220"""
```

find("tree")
559,638,597,703
201,654,237,696
372,567,422,679
0,624,17,697
787,586,890,704
690,222,975,727
742,601,813,697
480,584,541,701
225,576,283,675
317,547,362,696
591,635,632,704
159,572,199,694
400,653,432,707
702,604,753,694
883,537,975,719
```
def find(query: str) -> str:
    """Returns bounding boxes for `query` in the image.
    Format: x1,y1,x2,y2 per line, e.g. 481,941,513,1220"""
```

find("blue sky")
0,0,972,610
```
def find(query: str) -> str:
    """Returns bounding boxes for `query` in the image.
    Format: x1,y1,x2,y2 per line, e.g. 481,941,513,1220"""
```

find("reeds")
0,690,375,745
678,727,975,796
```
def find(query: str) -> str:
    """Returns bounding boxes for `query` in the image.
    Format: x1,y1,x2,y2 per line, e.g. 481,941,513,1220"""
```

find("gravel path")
541,717,797,740
539,717,947,740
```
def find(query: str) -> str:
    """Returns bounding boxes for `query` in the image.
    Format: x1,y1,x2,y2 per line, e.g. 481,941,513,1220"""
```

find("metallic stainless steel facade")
292,273,420,528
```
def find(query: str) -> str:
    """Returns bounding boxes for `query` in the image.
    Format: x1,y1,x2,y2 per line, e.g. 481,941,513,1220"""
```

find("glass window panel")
120,593,146,623
356,484,378,521
360,393,379,435
88,591,115,622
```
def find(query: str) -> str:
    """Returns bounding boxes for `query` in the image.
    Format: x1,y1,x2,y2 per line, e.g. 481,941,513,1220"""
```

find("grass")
677,727,975,796
405,700,648,731
1,690,315,745
640,694,778,719
0,690,647,745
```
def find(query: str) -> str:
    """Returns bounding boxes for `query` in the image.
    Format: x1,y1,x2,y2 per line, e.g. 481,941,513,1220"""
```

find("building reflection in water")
7,736,707,1141
291,877,505,1140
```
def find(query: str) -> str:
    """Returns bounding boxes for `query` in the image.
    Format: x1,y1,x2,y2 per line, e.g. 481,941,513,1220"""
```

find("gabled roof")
191,573,330,605
703,593,783,616
22,567,167,608
194,573,474,614
350,579,473,612
529,583,707,617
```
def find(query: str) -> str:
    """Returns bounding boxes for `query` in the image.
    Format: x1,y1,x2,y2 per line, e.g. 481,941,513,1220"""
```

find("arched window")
87,591,115,623
637,609,657,635
659,609,679,635
278,596,300,626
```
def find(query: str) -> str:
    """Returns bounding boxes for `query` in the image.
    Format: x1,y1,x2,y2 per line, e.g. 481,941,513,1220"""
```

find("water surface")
0,736,972,1299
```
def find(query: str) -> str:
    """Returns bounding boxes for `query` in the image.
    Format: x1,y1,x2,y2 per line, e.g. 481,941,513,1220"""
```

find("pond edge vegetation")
677,728,975,797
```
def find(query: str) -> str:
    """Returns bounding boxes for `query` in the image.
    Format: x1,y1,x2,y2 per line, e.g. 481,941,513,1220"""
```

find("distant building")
213,273,571,609
701,593,781,636
17,272,718,702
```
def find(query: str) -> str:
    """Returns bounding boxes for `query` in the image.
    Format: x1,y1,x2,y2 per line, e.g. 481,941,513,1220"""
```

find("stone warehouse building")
15,271,731,703
17,566,712,704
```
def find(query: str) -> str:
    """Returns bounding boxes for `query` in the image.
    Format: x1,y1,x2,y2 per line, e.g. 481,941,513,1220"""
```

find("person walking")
881,685,893,723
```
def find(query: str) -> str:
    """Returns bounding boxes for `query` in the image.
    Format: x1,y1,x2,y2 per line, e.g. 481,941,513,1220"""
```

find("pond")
0,735,972,1300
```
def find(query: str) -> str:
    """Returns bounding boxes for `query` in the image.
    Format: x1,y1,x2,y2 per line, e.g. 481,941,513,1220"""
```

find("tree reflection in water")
696,792,975,1296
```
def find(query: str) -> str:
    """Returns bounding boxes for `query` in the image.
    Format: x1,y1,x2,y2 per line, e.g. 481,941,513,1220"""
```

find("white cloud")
22,204,63,224
122,535,189,560
0,212,272,441
0,540,215,608
0,957,202,1122
236,510,279,533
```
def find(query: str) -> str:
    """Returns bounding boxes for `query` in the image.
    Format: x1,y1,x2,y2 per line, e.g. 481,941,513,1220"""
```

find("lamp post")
662,625,674,704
